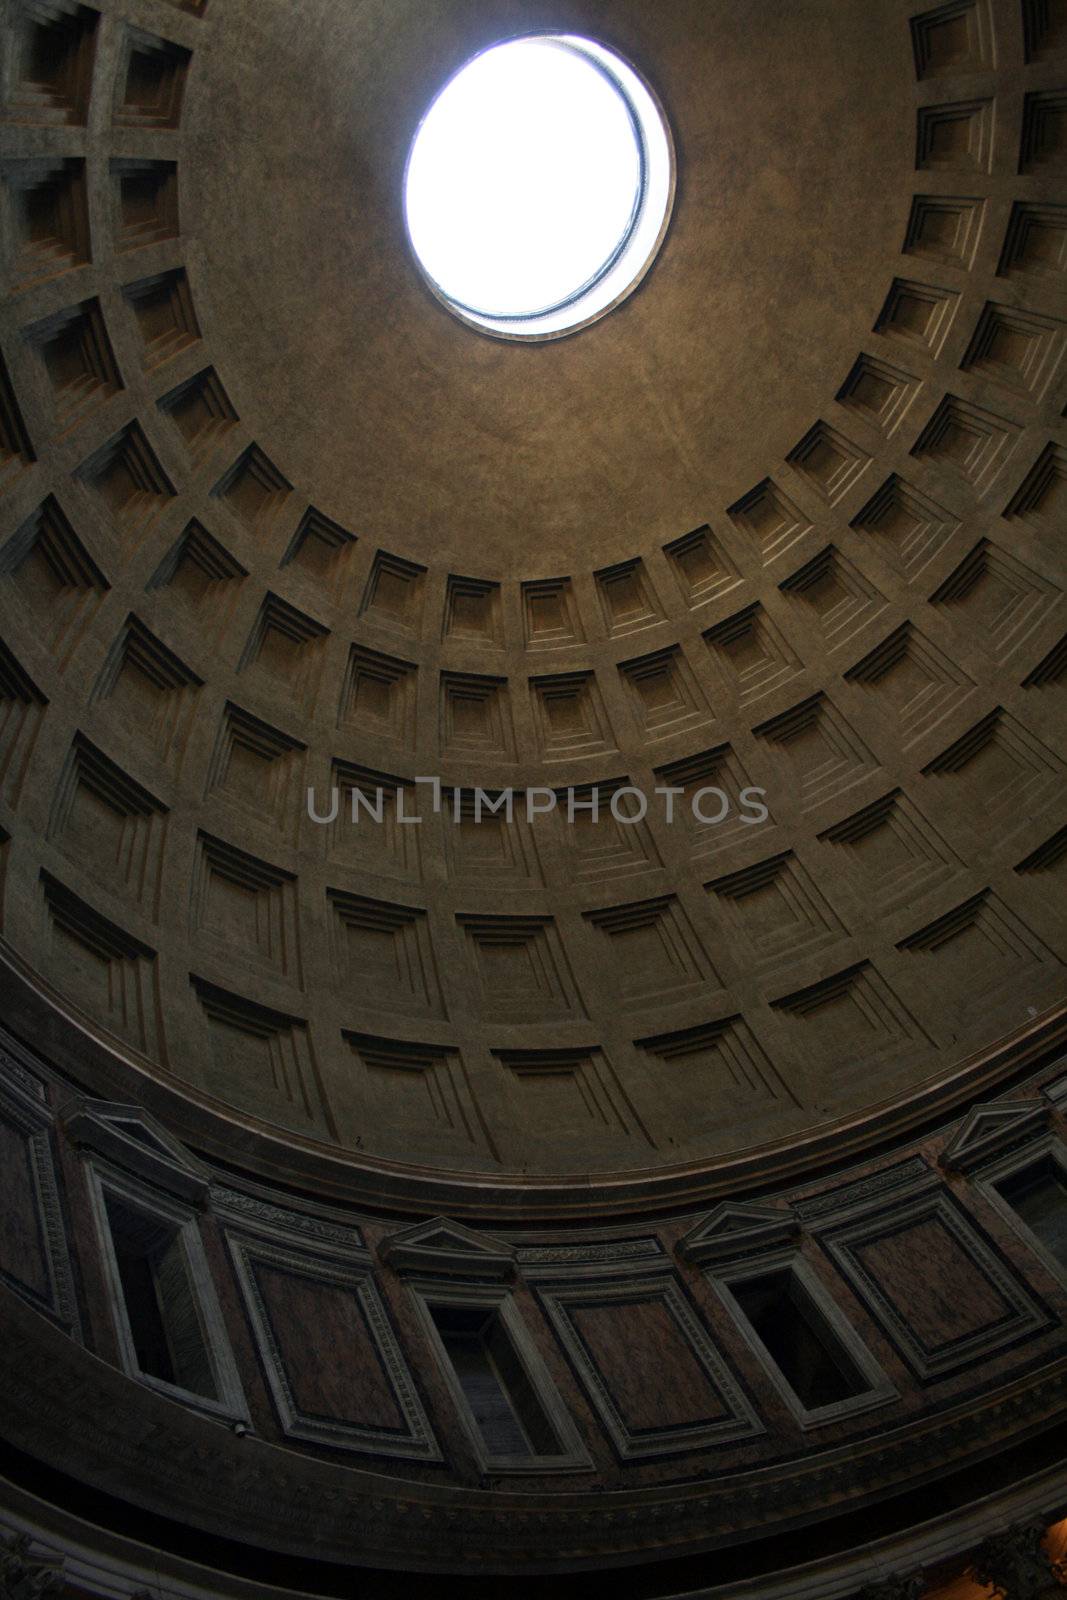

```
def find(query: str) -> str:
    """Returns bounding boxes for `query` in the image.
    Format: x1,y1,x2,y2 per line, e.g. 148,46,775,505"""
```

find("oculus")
404,34,674,340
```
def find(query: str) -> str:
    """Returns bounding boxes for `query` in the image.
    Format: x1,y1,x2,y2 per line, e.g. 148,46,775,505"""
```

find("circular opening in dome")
403,34,674,340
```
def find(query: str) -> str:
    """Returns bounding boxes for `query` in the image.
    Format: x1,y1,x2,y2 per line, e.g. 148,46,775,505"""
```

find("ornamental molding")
972,1517,1059,1598
940,1101,1051,1175
676,1200,798,1264
794,1157,934,1223
211,1186,366,1250
378,1216,516,1279
0,1533,64,1600
59,1100,210,1206
3,1281,1064,1567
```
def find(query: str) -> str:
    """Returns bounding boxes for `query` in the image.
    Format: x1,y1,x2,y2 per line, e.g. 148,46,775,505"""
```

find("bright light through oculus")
404,35,674,340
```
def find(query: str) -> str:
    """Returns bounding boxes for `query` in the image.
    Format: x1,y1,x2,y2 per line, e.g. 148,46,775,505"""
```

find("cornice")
3,948,1065,1224
2,1284,1066,1573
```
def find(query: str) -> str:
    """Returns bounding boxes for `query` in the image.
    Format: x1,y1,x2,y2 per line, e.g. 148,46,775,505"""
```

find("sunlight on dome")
404,35,674,340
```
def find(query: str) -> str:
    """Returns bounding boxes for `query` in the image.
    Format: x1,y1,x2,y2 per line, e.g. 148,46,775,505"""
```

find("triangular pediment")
940,1100,1049,1174
677,1201,798,1265
60,1100,209,1203
378,1216,516,1278
418,1228,477,1252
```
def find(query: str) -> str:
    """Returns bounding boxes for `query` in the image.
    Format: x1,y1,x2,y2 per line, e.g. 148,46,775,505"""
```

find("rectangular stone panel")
819,1190,1051,1379
537,1273,762,1459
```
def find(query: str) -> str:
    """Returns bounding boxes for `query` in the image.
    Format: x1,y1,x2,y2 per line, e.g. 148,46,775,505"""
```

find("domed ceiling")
0,0,1064,1212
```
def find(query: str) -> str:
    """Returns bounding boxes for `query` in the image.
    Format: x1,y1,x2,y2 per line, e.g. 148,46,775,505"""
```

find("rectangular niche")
584,894,720,1010
105,1192,215,1395
48,734,168,916
3,156,90,287
1020,90,1067,173
1023,0,1067,61
443,788,543,887
593,557,664,636
1022,631,1067,688
207,702,307,839
770,961,932,1093
443,573,502,647
412,1284,590,1475
727,477,812,565
850,474,958,579
327,890,444,1018
903,195,984,269
25,298,123,432
910,393,1020,491
551,776,662,884
111,157,179,252
778,544,887,651
345,1032,497,1167
88,1164,245,1418
325,760,422,880
653,742,769,859
709,1254,895,1426
192,831,300,985
960,301,1066,399
819,1189,1050,1380
360,549,427,636
874,277,959,355
339,644,417,750
910,0,991,78
92,614,202,774
282,507,357,600
618,644,712,742
786,420,870,505
922,706,1063,835
123,267,200,369
635,1015,799,1140
75,421,175,553
529,670,615,760
439,671,514,760
0,494,108,667
896,890,1056,1025
492,1046,652,1162
930,538,1060,663
226,1232,441,1458
998,202,1067,284
238,592,329,717
2,2,99,127
817,787,962,917
457,913,585,1023
0,354,34,489
707,850,848,979
836,352,921,437
1004,441,1067,535
521,575,584,648
843,621,975,748
702,601,802,707
212,443,291,534
148,520,247,642
753,692,880,814
536,1273,762,1459
916,100,993,172
1015,823,1067,877
40,871,163,1059
157,367,237,465
987,1145,1067,1282
114,26,191,129
0,639,47,806
191,976,335,1138
663,524,742,608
